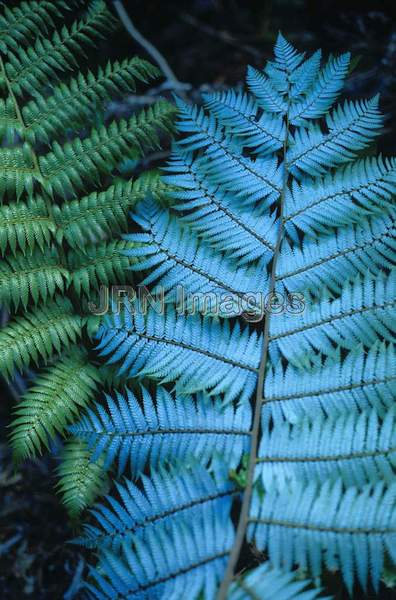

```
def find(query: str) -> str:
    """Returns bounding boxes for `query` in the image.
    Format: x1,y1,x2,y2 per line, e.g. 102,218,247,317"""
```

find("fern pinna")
0,0,174,515
73,33,396,599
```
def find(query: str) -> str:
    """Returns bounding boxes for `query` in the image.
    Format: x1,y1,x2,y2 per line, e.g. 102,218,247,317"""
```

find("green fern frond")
69,241,137,296
0,197,55,255
5,0,115,97
9,349,101,462
0,0,175,522
23,57,160,145
57,438,107,520
0,297,83,379
86,34,396,599
0,247,69,309
40,100,176,198
54,171,167,249
0,1,63,53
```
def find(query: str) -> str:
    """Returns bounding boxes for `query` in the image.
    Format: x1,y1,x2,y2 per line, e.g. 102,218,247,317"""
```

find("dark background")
0,0,395,598
113,0,396,153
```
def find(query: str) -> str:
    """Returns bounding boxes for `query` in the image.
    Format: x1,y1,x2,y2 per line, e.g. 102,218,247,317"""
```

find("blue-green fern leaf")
85,33,396,598
277,208,396,297
265,341,395,424
284,156,396,234
203,90,285,155
288,97,383,178
85,509,234,600
269,270,395,367
289,51,351,123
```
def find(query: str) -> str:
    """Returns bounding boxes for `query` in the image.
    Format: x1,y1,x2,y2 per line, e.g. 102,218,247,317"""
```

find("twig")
111,0,190,99
0,533,23,557
181,13,261,59
64,557,85,600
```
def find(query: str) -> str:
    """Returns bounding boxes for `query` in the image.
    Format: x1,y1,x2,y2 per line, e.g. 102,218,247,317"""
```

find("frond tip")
57,438,107,520
9,350,101,463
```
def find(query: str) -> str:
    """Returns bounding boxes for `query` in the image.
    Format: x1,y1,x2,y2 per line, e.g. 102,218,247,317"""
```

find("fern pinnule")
70,386,251,477
228,563,324,600
77,462,235,552
249,478,396,594
5,0,116,97
22,57,160,145
97,304,260,404
39,100,174,199
277,208,396,298
257,405,396,488
0,145,39,201
0,1,63,53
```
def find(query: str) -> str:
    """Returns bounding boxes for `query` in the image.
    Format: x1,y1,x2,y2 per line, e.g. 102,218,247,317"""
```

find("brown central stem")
217,88,291,599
